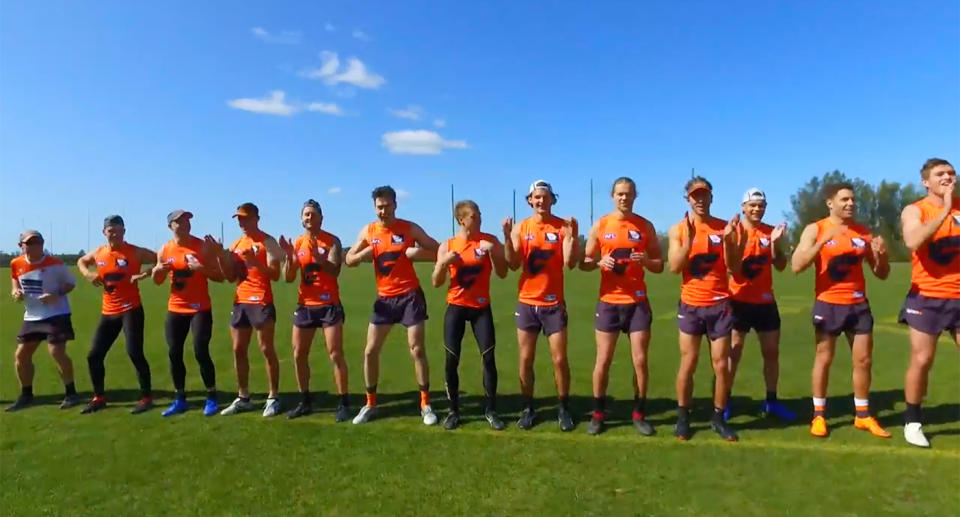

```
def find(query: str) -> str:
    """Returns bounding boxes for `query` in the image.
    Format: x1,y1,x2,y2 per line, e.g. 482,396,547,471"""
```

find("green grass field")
1,263,957,516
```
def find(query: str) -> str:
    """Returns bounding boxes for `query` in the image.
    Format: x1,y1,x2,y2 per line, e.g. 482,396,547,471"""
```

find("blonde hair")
455,200,479,221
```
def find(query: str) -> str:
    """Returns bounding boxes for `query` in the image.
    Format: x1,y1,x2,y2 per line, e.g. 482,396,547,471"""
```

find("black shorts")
812,300,873,336
595,301,652,333
293,304,345,329
370,288,428,327
731,301,781,333
515,302,568,337
17,314,75,344
677,301,734,340
230,303,277,329
898,292,960,335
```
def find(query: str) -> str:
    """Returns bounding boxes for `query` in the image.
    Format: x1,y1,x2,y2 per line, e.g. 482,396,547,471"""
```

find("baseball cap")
303,199,322,212
742,188,767,204
166,209,193,225
103,214,124,228
686,179,712,196
18,229,43,244
233,202,259,218
527,179,559,201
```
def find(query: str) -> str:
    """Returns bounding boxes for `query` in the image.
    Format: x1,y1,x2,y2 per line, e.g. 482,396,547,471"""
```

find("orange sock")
420,390,430,409
366,392,377,407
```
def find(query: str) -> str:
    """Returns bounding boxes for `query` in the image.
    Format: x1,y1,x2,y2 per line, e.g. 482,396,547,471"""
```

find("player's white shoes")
220,397,255,416
262,398,281,417
903,422,930,448
421,404,438,426
352,405,376,424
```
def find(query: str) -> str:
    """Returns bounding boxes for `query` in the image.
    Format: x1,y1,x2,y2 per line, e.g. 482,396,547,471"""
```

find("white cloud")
396,189,411,199
324,22,336,32
250,27,301,44
302,51,385,89
307,102,343,116
327,187,342,194
381,130,469,155
433,118,446,128
352,29,371,41
227,90,296,116
389,105,422,121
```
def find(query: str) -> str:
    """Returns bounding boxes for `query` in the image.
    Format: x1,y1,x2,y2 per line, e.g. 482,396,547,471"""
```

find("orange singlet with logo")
517,215,566,306
909,197,960,299
230,231,273,305
160,237,211,313
94,243,142,315
730,223,776,304
293,232,341,306
678,218,730,306
446,232,494,308
814,218,871,305
596,213,652,304
366,219,420,298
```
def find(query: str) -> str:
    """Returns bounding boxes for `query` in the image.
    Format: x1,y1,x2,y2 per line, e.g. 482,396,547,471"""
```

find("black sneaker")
517,407,536,430
632,416,655,436
80,397,107,414
130,397,154,415
4,395,33,412
710,417,739,442
443,411,461,430
586,415,605,436
334,404,350,423
674,417,692,441
557,407,575,432
287,402,312,419
60,393,81,410
484,410,505,431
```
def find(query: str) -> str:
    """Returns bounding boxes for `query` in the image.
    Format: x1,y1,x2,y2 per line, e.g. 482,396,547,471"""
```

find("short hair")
920,158,953,179
371,185,396,203
610,177,636,195
685,176,712,193
454,200,479,220
821,182,855,201
302,199,322,215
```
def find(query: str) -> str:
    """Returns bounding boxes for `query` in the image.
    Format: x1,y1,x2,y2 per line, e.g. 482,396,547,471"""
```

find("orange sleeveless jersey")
678,217,730,306
446,232,495,308
729,223,776,304
159,237,211,313
230,232,274,305
517,215,566,306
595,213,653,304
909,196,960,299
366,219,420,297
293,232,341,306
813,218,871,305
94,243,142,315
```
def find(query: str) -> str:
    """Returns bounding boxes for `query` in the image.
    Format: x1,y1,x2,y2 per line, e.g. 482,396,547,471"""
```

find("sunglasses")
19,238,43,246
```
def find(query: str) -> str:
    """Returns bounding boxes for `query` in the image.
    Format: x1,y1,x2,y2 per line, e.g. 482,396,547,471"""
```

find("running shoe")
220,397,255,416
80,396,107,414
162,398,189,417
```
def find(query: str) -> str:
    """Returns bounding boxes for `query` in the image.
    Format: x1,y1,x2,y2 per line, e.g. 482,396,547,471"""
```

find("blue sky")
2,1,957,253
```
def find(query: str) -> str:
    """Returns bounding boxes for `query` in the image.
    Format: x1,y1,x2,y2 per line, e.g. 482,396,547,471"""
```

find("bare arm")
866,235,890,280
503,219,521,271
667,223,691,274
790,224,825,273
643,221,664,273
901,203,950,252
263,236,283,282
320,237,343,277
344,228,371,267
407,223,439,262
431,241,452,287
151,250,169,284
76,251,99,284
578,221,602,272
561,218,579,270
489,237,508,279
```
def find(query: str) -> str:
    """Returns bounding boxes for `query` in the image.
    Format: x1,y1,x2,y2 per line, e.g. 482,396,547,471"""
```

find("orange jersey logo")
596,213,652,304
446,233,494,308
94,243,142,315
160,237,211,313
230,232,274,305
678,217,730,306
910,197,960,299
366,219,420,297
517,215,566,306
729,223,776,304
293,232,340,306
814,218,870,305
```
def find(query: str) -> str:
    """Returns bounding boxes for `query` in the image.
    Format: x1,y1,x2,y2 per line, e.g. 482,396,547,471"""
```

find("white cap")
528,179,558,201
742,187,766,204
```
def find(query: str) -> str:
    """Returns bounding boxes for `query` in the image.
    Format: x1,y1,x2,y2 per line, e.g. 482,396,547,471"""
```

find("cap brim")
687,185,711,195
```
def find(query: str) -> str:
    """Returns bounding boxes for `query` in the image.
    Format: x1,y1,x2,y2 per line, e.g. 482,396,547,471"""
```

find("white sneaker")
220,397,255,416
352,405,376,424
904,422,930,448
262,398,281,417
421,404,438,426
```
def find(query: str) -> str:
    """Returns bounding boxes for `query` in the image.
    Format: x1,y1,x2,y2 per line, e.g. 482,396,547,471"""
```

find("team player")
503,179,579,431
432,200,508,430
791,183,891,439
898,158,959,447
278,199,350,421
153,210,224,417
6,230,80,412
345,186,440,425
76,215,156,414
725,189,796,421
216,203,284,417
666,177,742,441
580,177,663,436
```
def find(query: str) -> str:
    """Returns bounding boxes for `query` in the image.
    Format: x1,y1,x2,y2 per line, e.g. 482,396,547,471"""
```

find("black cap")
103,214,124,228
233,202,259,218
167,209,193,225
303,199,322,212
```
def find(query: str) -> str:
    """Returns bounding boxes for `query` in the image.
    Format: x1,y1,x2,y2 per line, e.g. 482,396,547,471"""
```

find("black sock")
418,384,429,392
22,386,33,398
524,397,535,411
712,406,725,420
175,389,186,401
142,388,152,399
766,390,777,403
486,395,496,412
366,385,377,394
559,396,569,410
64,382,76,396
904,403,922,424
206,389,216,401
593,396,605,412
240,395,250,403
301,391,312,405
677,406,689,419
634,396,646,414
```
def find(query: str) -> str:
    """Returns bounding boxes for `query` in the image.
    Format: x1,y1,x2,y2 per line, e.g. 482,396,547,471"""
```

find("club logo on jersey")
928,235,960,266
545,232,559,243
303,263,322,285
953,215,960,225
474,248,487,259
708,234,722,246
455,264,484,290
826,252,861,281
96,261,107,267
185,254,197,263
603,233,617,240
391,234,405,244
297,250,308,257
116,258,128,268
741,255,769,280
688,253,719,279
628,230,641,242
851,237,866,249
759,238,770,248
610,248,632,275
371,238,382,244
315,247,327,256
825,239,837,246
526,248,555,275
375,251,402,276
251,245,260,255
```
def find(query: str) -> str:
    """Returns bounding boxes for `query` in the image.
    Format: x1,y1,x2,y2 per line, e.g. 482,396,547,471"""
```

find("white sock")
813,397,826,407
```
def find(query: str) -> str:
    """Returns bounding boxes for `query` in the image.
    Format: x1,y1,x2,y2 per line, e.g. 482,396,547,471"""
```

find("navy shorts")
898,292,960,335
595,301,652,333
230,303,277,329
515,302,568,337
370,288,428,327
677,301,734,340
17,314,75,344
293,304,345,329
812,300,873,336
731,301,781,333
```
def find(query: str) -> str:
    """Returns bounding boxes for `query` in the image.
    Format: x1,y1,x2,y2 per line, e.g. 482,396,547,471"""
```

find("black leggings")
164,310,215,392
443,304,497,411
88,306,151,397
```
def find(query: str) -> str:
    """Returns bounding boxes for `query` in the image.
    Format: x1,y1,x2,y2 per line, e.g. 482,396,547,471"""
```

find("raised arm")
502,218,521,271
791,223,827,274
320,236,344,277
901,201,951,252
642,220,664,273
431,240,453,287
579,221,602,272
279,236,298,283
723,215,746,275
76,250,101,285
263,236,283,282
344,227,372,267
562,217,579,270
770,223,788,272
866,235,890,280
667,222,691,274
488,236,508,279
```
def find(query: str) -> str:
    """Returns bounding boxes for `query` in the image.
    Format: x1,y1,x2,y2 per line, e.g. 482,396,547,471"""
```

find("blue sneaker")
762,400,796,421
162,398,188,417
722,403,732,422
203,398,218,417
